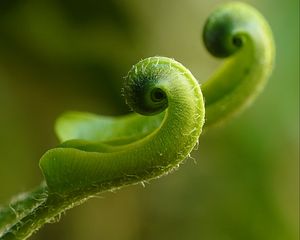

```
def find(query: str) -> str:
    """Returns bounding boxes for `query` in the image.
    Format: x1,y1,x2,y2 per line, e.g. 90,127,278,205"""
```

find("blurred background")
0,0,298,239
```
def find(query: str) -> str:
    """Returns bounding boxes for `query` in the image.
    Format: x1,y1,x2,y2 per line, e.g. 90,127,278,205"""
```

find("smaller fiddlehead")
201,2,275,127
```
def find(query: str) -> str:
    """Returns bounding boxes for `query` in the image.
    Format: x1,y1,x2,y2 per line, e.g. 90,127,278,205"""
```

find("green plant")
0,2,274,239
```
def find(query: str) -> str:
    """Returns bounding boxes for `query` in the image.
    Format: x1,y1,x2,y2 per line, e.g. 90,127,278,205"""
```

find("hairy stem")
0,184,46,233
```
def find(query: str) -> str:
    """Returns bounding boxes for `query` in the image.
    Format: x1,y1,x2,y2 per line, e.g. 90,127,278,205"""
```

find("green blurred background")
0,0,298,239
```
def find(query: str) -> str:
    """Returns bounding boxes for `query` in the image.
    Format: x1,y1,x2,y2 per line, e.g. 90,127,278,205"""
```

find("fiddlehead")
55,2,274,143
41,57,204,195
201,2,275,127
0,57,204,239
0,2,275,239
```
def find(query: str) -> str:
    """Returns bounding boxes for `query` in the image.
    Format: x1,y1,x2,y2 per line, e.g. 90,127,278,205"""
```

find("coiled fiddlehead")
42,57,204,195
0,2,274,240
0,57,204,239
201,2,274,127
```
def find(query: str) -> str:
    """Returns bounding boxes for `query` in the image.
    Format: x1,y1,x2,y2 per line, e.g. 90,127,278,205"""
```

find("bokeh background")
0,0,298,239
